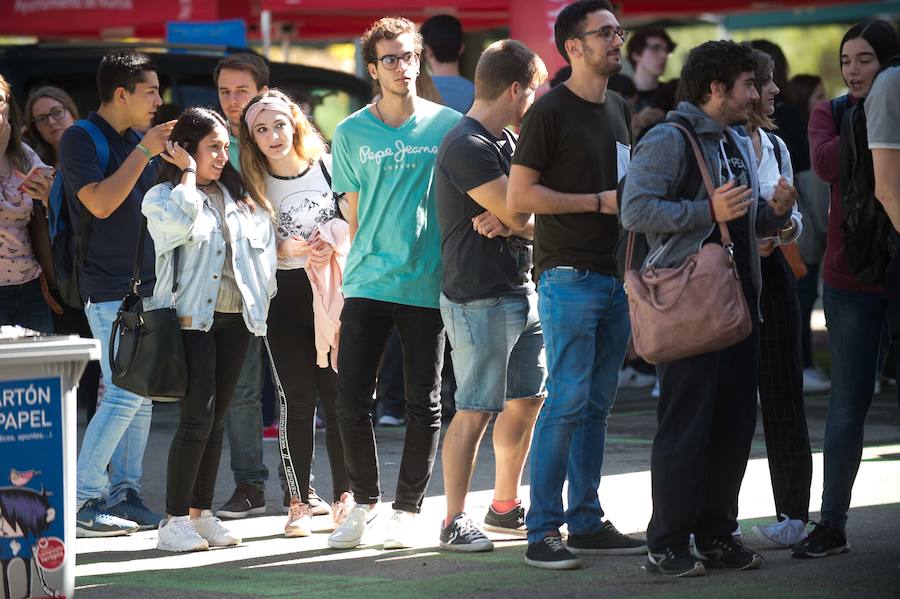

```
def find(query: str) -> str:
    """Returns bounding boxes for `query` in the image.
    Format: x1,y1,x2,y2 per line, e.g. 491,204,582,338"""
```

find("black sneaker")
567,520,648,555
440,513,494,552
791,521,850,559
692,536,763,569
75,498,139,538
215,483,266,519
105,489,163,530
646,546,706,577
524,535,582,570
484,504,526,536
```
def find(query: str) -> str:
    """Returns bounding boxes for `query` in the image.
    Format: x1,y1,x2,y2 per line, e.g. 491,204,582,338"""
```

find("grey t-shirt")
435,116,532,303
867,66,900,149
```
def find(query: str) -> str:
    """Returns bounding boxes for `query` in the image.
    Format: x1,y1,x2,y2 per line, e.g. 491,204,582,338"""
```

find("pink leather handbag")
624,123,752,364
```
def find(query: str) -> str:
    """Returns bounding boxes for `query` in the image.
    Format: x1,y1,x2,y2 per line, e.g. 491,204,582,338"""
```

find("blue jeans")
77,299,153,507
224,336,269,489
821,283,887,526
0,277,53,333
526,268,630,543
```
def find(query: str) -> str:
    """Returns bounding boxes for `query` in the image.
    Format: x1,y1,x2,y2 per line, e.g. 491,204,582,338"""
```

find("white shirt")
756,130,802,243
267,154,338,270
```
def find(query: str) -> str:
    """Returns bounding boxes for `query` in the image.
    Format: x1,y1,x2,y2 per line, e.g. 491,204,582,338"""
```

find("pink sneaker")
285,501,312,537
332,492,356,527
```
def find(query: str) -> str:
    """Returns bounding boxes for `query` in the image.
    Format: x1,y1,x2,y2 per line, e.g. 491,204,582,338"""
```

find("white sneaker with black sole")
157,515,209,552
440,513,494,552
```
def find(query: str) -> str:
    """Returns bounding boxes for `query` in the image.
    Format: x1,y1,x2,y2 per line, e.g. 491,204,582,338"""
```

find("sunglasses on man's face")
575,26,627,43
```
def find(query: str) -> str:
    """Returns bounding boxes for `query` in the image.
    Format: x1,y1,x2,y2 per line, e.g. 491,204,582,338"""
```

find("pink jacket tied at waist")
305,218,350,370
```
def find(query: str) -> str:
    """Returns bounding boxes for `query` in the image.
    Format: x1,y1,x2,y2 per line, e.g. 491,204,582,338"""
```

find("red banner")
0,0,222,37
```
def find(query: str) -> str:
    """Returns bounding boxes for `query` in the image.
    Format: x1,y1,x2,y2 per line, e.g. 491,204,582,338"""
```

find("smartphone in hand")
16,165,55,193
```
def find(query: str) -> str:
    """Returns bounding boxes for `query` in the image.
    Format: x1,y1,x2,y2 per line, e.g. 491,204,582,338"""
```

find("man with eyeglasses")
327,16,461,551
507,0,646,570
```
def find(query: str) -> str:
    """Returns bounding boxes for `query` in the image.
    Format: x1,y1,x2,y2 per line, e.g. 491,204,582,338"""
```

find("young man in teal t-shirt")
328,16,460,551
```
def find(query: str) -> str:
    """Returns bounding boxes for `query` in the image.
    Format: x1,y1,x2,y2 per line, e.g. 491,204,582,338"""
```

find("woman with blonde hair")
239,89,353,537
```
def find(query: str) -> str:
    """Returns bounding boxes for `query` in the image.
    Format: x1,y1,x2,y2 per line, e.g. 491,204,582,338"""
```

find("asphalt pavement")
69,378,900,599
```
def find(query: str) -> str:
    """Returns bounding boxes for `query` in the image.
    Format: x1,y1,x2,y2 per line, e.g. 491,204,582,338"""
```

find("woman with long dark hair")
143,107,276,552
24,86,78,166
239,89,353,538
0,74,55,332
797,18,900,559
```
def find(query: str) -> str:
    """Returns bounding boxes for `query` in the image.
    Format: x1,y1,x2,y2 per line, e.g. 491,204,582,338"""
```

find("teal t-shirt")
228,132,241,173
331,98,461,308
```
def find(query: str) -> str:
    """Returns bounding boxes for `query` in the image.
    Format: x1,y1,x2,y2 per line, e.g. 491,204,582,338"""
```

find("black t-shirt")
635,88,655,113
58,112,157,302
709,136,753,293
436,117,532,302
513,84,632,280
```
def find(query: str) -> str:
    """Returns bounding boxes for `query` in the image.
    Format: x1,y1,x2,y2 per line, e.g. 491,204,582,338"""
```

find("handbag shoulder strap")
664,122,733,248
130,216,178,296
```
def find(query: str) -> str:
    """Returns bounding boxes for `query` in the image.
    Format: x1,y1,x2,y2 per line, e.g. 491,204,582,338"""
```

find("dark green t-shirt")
512,84,632,280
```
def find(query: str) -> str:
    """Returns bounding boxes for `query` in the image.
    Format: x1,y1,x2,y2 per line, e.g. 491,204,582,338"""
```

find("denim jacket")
142,181,277,336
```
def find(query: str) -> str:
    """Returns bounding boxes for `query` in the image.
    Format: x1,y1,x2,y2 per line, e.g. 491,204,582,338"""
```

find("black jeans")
166,313,250,516
647,283,759,551
758,251,812,521
267,268,349,503
886,242,900,407
336,298,445,512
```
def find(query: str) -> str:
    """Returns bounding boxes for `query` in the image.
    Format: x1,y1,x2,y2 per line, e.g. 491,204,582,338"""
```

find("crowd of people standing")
1,0,898,577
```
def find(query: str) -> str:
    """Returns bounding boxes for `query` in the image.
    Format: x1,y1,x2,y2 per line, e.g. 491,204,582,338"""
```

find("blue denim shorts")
440,290,546,413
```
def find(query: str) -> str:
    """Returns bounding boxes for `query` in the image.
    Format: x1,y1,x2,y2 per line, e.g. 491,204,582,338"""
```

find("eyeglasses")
644,42,671,54
575,26,627,43
374,52,420,71
33,106,69,127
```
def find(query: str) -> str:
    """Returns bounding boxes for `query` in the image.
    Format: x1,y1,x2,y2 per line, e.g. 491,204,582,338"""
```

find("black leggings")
167,312,250,516
267,268,350,503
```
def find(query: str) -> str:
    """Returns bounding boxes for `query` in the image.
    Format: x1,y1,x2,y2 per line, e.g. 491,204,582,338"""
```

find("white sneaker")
328,504,377,549
383,509,417,549
751,516,808,549
651,381,660,399
617,366,656,389
377,414,407,427
285,501,313,538
803,367,831,394
157,515,209,552
193,510,241,547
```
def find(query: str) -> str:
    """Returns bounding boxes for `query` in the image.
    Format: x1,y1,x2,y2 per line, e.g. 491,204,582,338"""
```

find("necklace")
374,101,385,124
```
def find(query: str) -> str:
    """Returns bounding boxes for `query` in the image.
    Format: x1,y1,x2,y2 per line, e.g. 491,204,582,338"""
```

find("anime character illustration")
0,482,60,599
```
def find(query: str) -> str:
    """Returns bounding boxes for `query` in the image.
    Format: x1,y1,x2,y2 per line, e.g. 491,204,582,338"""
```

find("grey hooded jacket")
620,101,791,302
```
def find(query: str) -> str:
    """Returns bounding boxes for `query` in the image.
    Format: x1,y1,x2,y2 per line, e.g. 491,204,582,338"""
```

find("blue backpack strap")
75,120,110,173
830,95,850,133
50,120,109,240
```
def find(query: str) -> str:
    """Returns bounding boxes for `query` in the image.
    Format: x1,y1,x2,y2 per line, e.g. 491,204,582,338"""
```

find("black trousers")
886,238,900,407
267,268,350,503
647,283,759,551
758,250,812,521
167,313,250,516
336,297,445,512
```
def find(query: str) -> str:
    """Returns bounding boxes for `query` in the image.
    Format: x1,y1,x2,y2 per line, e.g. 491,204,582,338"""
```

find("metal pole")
261,9,272,58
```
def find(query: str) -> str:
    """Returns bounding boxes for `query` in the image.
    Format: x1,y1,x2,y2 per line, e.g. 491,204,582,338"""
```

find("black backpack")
832,58,899,285
616,116,703,279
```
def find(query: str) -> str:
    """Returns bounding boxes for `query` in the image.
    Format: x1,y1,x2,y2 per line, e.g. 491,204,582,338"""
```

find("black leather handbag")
109,217,186,401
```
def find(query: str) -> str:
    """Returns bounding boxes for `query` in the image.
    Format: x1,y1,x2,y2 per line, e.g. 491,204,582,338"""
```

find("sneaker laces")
332,493,355,526
289,502,311,521
544,535,566,552
455,515,486,542
171,517,201,537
